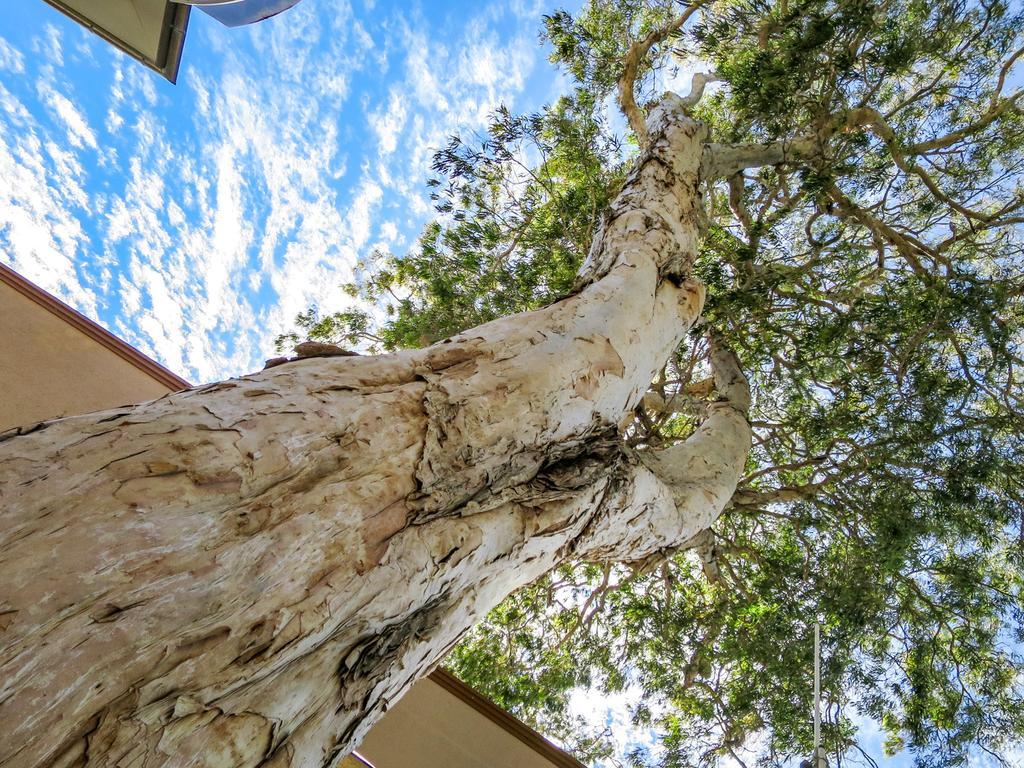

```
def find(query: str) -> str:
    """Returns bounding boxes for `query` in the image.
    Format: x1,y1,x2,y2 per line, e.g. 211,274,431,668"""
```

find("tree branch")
704,135,819,178
578,335,751,565
705,89,1022,187
617,0,712,147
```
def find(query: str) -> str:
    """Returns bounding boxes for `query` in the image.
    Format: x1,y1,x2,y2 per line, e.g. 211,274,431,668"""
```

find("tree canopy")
283,1,1024,765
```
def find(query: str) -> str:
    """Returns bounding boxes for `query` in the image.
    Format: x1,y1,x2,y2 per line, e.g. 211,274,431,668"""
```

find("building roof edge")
39,1,190,83
0,262,192,392
428,669,588,768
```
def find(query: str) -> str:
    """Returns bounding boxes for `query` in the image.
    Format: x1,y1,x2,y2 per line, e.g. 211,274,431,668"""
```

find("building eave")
39,1,191,83
0,262,191,392
428,669,588,768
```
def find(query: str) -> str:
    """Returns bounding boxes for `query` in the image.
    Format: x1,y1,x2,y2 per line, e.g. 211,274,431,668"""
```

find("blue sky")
0,0,567,383
0,3,1019,767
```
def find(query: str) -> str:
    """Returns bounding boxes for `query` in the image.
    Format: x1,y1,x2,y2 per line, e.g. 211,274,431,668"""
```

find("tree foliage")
287,1,1024,765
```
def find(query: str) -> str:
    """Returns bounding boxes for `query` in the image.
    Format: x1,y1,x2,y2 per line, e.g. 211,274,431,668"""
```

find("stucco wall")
0,279,175,431
358,676,569,768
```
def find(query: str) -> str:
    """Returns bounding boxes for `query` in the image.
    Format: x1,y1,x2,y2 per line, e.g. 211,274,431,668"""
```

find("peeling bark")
0,101,751,768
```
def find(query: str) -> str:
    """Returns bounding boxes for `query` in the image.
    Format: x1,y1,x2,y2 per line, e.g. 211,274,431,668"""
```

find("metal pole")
814,620,823,768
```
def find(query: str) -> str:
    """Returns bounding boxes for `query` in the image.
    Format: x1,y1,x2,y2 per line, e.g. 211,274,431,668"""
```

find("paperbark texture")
0,102,750,768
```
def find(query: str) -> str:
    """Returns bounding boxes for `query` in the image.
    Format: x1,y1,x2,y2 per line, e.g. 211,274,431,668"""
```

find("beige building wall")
0,267,187,431
359,672,582,768
0,264,585,768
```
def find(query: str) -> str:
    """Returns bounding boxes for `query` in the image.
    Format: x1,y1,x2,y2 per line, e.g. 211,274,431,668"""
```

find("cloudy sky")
0,0,567,384
0,3,1018,767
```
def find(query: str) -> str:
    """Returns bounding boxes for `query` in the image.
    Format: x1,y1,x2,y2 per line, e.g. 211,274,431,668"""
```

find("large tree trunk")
0,101,750,768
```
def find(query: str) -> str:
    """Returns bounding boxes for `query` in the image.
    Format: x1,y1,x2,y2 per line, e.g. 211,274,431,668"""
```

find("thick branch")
616,1,711,147
824,181,941,277
605,337,752,562
908,90,1022,155
843,107,1008,223
706,96,1024,227
704,135,819,178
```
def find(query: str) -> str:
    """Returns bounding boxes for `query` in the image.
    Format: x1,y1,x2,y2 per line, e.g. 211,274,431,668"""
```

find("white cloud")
33,24,63,67
458,23,533,95
0,36,24,73
369,88,408,156
348,176,384,249
363,8,541,234
38,83,98,150
568,684,665,768
0,83,97,316
403,26,450,112
85,1,392,381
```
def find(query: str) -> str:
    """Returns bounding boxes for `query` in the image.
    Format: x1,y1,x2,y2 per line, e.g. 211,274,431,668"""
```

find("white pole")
813,620,824,768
